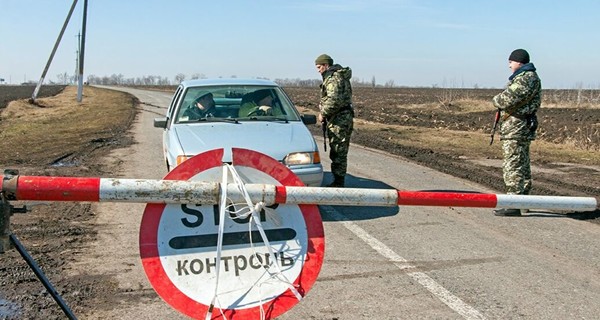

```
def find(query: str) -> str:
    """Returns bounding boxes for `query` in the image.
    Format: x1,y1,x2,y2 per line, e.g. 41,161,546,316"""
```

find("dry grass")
413,98,600,113
0,86,136,166
355,119,599,166
356,120,499,158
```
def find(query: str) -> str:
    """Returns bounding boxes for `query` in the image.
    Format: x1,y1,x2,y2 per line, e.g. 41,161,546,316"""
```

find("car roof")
180,78,279,88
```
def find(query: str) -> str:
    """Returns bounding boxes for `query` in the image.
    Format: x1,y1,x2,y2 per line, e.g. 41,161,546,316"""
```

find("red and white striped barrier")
2,175,597,211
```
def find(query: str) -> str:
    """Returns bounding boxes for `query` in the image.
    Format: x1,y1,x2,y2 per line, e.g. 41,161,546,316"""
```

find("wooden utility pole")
31,0,79,102
77,0,88,102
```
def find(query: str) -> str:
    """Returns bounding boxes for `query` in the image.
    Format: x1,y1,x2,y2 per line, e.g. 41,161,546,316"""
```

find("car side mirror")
153,117,168,129
301,114,317,125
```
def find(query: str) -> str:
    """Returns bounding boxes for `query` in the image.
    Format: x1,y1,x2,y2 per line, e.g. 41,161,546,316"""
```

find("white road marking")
321,205,486,320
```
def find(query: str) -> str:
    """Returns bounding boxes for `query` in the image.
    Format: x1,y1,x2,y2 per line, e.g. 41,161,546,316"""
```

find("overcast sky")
1,0,599,89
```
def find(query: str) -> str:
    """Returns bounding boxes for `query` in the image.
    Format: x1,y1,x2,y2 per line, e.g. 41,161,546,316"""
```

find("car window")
165,86,184,128
174,85,302,123
168,86,183,118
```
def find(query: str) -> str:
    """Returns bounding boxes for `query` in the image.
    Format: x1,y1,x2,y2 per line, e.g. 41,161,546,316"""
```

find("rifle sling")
500,82,540,121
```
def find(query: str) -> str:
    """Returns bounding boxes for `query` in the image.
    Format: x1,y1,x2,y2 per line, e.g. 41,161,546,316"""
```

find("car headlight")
283,152,320,165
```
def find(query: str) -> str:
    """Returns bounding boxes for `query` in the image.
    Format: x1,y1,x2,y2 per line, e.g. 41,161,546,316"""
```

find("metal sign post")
1,169,76,318
0,193,11,253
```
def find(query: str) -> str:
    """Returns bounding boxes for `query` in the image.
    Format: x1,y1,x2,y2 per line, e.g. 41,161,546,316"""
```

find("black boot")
327,175,345,187
493,208,522,216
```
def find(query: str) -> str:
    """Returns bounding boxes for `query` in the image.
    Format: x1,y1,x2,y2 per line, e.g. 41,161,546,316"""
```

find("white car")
154,78,323,187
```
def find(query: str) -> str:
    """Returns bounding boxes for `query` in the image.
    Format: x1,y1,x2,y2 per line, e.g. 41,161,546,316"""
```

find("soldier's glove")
258,105,272,115
527,114,538,132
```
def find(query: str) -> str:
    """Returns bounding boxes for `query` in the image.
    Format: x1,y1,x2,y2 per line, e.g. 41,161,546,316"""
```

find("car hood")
173,122,316,162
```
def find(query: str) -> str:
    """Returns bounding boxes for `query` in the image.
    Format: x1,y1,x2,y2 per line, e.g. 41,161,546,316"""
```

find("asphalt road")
85,87,600,319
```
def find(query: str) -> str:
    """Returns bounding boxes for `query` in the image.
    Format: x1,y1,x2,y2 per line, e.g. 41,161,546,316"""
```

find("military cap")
315,54,333,65
508,49,530,64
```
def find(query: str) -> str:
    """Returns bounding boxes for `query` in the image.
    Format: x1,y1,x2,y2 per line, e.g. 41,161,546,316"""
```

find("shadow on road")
319,172,400,222
566,208,600,221
506,209,600,223
319,172,600,224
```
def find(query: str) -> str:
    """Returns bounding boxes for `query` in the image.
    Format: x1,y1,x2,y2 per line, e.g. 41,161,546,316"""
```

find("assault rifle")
322,118,327,152
490,108,501,145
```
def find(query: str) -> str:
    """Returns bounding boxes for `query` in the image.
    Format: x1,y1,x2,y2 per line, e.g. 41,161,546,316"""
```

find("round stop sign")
140,148,324,319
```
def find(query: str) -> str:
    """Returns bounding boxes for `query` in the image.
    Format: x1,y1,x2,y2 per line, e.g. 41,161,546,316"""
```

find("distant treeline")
85,74,428,88
82,74,599,105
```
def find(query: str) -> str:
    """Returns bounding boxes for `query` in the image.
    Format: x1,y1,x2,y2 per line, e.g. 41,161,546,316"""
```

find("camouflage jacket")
319,64,353,120
493,63,542,140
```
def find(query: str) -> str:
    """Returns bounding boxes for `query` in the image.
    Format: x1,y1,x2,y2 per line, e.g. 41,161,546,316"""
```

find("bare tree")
437,78,457,109
56,72,70,84
174,73,186,84
576,82,583,106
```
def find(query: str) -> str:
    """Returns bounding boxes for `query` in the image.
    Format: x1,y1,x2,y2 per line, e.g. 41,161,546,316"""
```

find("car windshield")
175,85,301,123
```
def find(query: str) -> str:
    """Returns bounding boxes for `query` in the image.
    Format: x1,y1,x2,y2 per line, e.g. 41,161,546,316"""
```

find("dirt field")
0,86,137,319
0,85,598,318
0,85,66,110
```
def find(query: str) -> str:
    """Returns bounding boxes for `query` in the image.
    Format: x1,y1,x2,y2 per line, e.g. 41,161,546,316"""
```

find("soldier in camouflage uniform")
492,49,542,216
183,92,216,120
315,54,354,187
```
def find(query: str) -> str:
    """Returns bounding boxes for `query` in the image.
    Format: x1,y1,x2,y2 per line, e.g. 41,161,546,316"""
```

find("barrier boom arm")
1,174,597,211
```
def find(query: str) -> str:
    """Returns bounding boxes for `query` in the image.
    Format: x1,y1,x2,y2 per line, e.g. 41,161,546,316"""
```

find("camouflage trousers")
327,111,354,177
501,139,532,195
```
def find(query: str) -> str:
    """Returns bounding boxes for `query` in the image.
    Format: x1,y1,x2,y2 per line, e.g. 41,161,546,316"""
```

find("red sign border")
140,148,324,319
